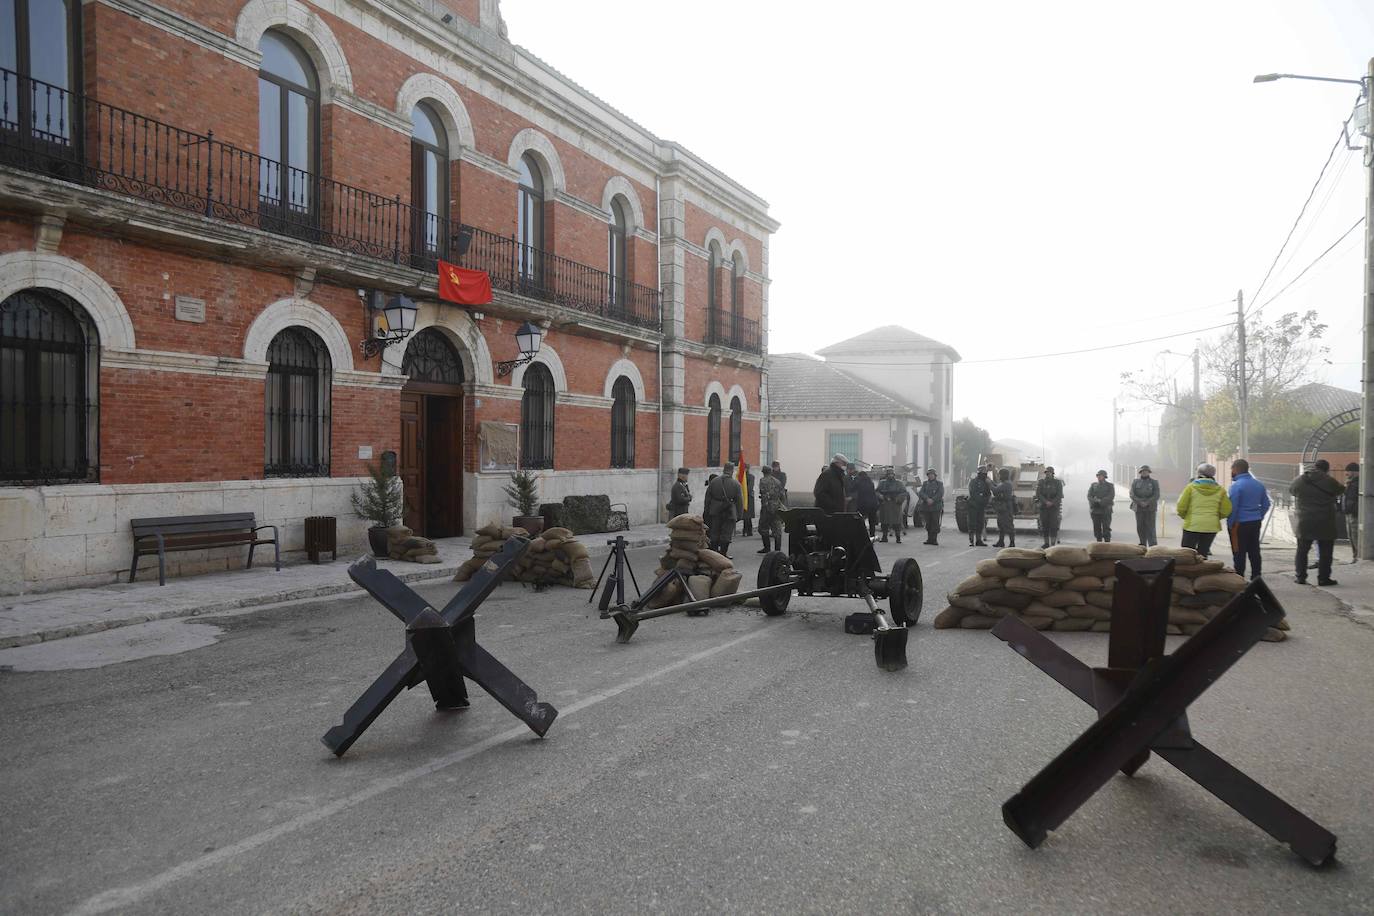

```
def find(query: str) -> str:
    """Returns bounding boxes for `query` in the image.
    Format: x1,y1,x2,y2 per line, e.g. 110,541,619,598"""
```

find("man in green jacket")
1087,469,1115,542
1176,463,1232,558
1290,458,1346,586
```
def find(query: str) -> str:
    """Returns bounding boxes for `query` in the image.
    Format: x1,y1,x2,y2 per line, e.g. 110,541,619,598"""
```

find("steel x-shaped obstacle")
322,536,558,757
992,557,1336,866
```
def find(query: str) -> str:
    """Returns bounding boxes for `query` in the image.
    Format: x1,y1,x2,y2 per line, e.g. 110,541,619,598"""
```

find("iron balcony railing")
0,69,661,332
705,308,762,354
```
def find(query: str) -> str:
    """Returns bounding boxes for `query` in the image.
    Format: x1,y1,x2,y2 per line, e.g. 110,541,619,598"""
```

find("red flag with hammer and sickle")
437,260,493,305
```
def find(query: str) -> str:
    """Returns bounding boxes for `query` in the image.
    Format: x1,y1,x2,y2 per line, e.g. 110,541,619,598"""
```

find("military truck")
953,450,1047,534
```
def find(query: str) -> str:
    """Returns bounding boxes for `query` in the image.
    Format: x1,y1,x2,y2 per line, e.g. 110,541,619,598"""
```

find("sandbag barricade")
454,523,597,589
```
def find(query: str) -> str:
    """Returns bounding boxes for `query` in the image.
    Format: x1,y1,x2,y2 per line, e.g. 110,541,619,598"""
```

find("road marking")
66,625,775,916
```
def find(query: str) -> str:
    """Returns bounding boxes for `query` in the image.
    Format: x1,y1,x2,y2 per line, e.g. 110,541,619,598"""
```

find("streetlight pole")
1192,344,1201,471
1237,289,1249,460
1255,64,1373,560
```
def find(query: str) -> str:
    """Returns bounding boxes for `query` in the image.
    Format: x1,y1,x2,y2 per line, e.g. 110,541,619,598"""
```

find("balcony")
0,69,660,332
704,308,761,355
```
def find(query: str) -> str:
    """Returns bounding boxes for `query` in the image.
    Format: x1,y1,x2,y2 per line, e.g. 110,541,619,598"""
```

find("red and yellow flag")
437,259,493,305
735,452,749,513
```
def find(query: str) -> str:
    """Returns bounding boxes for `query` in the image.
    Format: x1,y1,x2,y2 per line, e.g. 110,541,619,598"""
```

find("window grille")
827,431,861,464
401,328,464,385
706,393,721,466
264,326,331,477
728,396,743,460
610,376,635,468
520,362,554,469
0,289,99,484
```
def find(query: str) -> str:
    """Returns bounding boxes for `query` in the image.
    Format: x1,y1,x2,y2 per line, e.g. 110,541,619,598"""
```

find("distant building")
766,326,959,477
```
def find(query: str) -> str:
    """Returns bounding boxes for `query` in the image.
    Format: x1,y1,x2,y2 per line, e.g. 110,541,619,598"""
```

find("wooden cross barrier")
322,536,558,757
991,558,1336,866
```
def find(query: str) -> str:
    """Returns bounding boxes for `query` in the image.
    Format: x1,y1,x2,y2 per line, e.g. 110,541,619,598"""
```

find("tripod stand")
589,535,641,613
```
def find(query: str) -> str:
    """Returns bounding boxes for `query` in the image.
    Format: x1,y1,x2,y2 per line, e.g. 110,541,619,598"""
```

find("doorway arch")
399,328,466,537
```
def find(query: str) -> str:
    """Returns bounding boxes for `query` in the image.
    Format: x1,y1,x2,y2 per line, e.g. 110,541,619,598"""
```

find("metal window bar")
520,366,555,470
264,328,331,477
704,308,761,354
0,69,661,333
729,400,742,459
706,396,721,467
610,378,635,469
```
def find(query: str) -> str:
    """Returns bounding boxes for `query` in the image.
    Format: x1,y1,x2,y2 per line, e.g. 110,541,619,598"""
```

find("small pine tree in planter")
351,461,403,557
504,469,544,536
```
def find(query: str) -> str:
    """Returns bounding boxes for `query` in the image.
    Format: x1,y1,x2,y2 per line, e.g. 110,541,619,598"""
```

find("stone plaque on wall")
174,296,206,323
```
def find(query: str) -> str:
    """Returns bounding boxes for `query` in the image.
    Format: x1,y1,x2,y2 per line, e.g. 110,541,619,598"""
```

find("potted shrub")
504,469,544,536
351,461,403,557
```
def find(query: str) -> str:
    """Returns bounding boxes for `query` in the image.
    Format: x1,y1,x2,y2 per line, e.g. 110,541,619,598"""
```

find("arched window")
1,288,99,483
257,30,319,221
3,0,81,145
608,197,628,309
728,396,743,460
731,253,743,315
610,375,635,468
520,362,554,469
706,392,721,467
401,328,463,385
410,102,448,265
264,327,331,477
706,242,724,345
516,153,544,286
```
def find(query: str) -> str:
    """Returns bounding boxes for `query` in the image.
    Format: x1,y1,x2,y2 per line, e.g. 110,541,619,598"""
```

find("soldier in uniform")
666,467,692,518
1088,469,1115,542
876,467,907,543
771,460,787,490
1129,464,1160,546
704,462,743,558
1035,466,1065,548
992,467,1016,548
916,468,944,545
756,466,787,554
966,465,992,546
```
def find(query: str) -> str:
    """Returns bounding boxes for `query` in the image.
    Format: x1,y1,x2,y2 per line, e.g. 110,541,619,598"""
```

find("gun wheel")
757,551,793,616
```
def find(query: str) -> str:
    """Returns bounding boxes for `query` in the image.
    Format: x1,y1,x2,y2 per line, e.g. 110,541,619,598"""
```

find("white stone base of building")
463,468,662,532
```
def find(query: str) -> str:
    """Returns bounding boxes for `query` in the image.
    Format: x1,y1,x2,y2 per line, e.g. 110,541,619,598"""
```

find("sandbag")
542,536,566,551
686,575,714,601
475,523,502,538
646,579,684,609
958,614,999,629
980,604,1015,618
1171,576,1196,596
1084,591,1116,610
669,546,700,562
697,549,732,572
1094,621,1116,633
667,514,705,531
1027,563,1075,582
996,547,1045,569
710,570,743,598
1023,600,1068,620
1261,627,1286,642
543,526,574,541
470,534,495,550
1145,545,1198,563
951,575,998,597
975,559,1018,579
1174,559,1225,577
1168,607,1209,625
1070,560,1118,579
1044,545,1091,567
1088,542,1147,559
1041,590,1087,608
452,556,484,582
1194,572,1248,593
1066,603,1112,620
562,541,590,561
981,588,1033,610
528,537,548,553
1051,617,1095,632
1064,575,1103,591
933,606,967,629
1184,590,1233,608
949,594,989,613
677,557,698,571
571,556,595,588
1018,615,1055,631
500,526,529,539
1004,576,1054,597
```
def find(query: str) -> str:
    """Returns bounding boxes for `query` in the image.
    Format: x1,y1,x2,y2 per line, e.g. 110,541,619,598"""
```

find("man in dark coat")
704,462,744,558
966,466,992,546
813,453,849,514
991,467,1016,548
666,467,692,519
1290,459,1345,585
876,468,907,543
844,464,859,512
916,468,944,545
1087,469,1115,542
757,466,787,554
855,470,879,536
1129,464,1160,546
1035,466,1065,548
1343,462,1360,562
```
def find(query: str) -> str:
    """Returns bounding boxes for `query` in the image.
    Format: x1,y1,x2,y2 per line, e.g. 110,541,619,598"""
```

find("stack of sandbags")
932,542,1288,642
452,524,596,588
642,514,743,609
388,529,440,564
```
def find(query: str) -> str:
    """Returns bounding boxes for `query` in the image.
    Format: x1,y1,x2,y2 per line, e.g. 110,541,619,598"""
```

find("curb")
0,534,669,650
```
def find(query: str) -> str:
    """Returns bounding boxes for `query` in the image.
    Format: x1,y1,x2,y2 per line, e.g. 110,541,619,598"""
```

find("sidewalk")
1262,544,1374,629
0,524,670,649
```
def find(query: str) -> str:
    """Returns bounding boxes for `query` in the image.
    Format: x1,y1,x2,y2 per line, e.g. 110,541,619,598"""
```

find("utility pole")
1192,344,1202,472
1237,289,1249,460
1362,57,1374,561
1112,397,1118,477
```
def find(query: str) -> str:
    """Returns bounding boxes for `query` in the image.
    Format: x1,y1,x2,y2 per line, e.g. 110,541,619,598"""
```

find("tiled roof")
815,325,961,361
767,354,932,420
1283,382,1360,417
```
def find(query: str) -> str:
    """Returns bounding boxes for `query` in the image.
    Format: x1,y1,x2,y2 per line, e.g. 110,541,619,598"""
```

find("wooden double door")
399,385,464,538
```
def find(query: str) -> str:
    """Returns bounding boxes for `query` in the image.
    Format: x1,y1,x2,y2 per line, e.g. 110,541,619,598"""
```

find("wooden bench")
128,513,280,586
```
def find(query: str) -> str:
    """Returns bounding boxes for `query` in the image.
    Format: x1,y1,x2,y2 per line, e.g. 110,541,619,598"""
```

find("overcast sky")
504,0,1373,470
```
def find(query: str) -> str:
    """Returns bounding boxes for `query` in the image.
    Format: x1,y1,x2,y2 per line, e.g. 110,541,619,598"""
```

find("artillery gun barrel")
624,581,798,622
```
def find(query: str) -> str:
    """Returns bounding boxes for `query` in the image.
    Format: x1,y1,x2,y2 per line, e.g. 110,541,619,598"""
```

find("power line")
1251,215,1366,313
1247,122,1352,316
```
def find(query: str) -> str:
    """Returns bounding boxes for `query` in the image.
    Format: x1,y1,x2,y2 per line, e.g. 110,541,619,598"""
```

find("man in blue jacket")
1228,458,1271,579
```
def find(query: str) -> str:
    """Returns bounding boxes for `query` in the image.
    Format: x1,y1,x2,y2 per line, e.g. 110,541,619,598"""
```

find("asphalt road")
2,515,1371,915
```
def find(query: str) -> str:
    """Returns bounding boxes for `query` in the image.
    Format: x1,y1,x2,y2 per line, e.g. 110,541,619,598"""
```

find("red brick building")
0,0,776,592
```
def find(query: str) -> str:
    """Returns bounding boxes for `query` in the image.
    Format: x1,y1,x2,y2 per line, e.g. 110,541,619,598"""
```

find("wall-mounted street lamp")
359,291,418,359
496,320,543,377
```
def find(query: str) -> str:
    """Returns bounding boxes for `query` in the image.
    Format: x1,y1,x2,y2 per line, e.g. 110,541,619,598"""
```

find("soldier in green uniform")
916,468,944,545
1087,469,1115,542
992,467,1016,547
876,467,907,543
1129,464,1160,546
666,467,692,519
966,465,992,546
756,466,787,554
1035,466,1065,548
